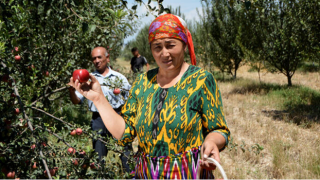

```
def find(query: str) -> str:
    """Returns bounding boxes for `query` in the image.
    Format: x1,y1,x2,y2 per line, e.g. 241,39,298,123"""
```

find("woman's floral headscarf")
148,14,196,65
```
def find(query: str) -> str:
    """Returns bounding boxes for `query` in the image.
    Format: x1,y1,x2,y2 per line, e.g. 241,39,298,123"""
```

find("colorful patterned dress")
118,65,230,179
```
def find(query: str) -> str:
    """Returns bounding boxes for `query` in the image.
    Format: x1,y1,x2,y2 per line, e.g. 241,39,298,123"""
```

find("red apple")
41,142,47,147
43,71,49,77
32,162,37,169
31,144,36,150
14,55,21,61
1,74,9,82
113,88,121,95
14,108,20,115
68,147,75,154
72,159,78,166
14,47,19,52
76,128,82,135
44,169,56,177
90,162,96,169
79,150,86,156
11,93,16,97
70,130,76,136
19,119,28,128
81,163,88,169
72,69,90,83
6,171,15,179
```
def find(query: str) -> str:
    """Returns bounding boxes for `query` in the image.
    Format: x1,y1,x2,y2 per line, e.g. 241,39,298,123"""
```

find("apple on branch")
68,147,75,155
113,88,121,95
70,130,76,136
30,144,36,150
72,159,79,166
14,108,20,115
14,55,21,61
76,128,82,135
32,162,37,169
6,171,15,179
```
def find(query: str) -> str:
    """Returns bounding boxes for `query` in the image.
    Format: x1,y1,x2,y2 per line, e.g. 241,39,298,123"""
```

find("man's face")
132,50,139,57
91,48,109,72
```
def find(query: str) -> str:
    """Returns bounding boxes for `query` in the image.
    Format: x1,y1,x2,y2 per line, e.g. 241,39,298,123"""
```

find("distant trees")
197,0,320,86
199,0,245,79
251,0,313,86
123,0,319,86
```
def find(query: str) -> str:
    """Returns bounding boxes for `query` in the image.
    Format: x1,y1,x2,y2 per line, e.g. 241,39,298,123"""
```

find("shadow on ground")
228,78,320,126
228,80,285,95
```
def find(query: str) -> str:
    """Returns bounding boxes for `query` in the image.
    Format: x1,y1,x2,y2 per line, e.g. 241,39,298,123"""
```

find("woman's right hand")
68,74,103,103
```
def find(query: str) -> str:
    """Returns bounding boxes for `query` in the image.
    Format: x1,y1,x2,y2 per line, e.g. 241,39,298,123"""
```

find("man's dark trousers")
91,110,131,173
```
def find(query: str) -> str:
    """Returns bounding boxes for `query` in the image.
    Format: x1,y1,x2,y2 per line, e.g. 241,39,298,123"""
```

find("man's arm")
130,58,134,72
68,87,81,104
143,57,149,72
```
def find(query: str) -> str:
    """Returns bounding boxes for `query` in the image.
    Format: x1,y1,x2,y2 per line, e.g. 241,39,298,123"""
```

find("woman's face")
151,38,186,71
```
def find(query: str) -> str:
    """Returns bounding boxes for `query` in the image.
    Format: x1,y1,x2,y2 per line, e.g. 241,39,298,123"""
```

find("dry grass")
116,60,320,178
216,70,320,179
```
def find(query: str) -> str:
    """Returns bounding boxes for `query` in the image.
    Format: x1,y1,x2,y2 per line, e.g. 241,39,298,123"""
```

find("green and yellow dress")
118,65,230,179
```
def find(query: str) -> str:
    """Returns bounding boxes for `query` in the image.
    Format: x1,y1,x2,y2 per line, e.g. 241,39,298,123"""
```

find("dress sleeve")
201,73,230,149
117,77,140,146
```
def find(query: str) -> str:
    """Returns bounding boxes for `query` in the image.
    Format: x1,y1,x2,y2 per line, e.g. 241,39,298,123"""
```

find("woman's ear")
184,43,187,52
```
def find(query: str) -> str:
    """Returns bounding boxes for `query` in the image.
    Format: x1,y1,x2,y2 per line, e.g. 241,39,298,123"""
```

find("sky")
124,0,203,44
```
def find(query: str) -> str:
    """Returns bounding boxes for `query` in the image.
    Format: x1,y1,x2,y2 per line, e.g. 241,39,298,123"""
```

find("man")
68,46,131,172
130,47,150,73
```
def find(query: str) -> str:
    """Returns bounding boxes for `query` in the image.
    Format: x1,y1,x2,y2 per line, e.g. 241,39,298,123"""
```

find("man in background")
130,47,150,73
68,46,131,172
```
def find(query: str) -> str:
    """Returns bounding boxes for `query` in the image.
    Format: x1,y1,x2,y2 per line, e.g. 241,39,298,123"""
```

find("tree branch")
29,107,128,156
36,125,72,147
30,106,75,127
30,86,68,106
40,147,52,179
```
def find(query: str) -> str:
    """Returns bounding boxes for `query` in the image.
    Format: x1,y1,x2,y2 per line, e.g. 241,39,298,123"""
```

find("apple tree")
0,0,165,179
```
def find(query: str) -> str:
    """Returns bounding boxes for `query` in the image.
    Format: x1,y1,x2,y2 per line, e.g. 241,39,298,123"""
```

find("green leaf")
132,5,137,10
89,24,96,32
106,8,115,16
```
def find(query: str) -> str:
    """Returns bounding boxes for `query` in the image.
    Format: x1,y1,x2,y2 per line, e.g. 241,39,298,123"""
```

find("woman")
70,14,230,179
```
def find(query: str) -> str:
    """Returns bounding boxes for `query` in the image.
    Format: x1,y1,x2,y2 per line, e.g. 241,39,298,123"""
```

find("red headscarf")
148,14,196,65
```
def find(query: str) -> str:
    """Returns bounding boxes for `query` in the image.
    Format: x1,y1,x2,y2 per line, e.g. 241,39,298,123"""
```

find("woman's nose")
162,47,170,57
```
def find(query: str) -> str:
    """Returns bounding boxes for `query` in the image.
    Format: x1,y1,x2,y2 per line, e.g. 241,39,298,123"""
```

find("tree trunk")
233,68,237,79
287,75,292,86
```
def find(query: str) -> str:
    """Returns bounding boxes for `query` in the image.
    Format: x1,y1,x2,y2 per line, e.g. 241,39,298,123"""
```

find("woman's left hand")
200,138,220,170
